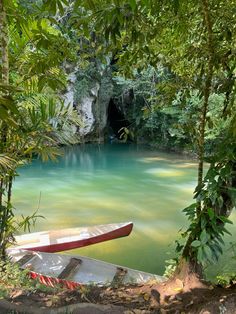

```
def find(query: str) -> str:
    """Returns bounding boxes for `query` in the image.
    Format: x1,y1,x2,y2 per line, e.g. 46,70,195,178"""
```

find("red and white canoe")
9,222,133,253
10,249,165,289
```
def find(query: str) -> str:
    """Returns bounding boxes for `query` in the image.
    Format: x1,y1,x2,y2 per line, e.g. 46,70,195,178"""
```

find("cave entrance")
107,99,129,141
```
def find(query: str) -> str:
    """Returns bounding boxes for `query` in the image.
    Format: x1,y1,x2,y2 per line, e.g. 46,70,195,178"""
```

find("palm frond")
0,155,17,172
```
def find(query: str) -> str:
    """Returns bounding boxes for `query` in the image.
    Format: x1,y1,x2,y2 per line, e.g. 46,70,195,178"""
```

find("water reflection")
145,168,185,177
12,144,236,277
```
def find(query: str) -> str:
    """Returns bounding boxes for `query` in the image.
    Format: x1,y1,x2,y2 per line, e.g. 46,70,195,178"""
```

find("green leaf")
175,240,184,253
0,108,9,120
191,240,201,248
222,227,232,236
218,216,233,224
207,208,215,220
51,0,57,15
182,203,196,220
213,242,223,255
173,0,180,13
217,196,224,209
203,245,212,261
200,215,207,229
130,0,137,11
215,235,224,246
200,229,209,244
197,246,204,262
182,203,196,212
87,0,96,10
57,0,65,15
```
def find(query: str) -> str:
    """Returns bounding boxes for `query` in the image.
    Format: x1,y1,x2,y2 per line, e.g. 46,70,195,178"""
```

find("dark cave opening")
107,99,130,141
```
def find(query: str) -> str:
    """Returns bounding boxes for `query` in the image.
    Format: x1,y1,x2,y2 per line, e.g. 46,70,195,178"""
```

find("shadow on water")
13,144,236,277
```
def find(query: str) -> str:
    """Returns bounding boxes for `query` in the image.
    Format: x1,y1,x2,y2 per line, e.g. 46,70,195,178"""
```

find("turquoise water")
12,144,236,277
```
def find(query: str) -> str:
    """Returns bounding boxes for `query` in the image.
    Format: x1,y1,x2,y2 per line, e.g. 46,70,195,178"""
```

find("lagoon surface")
13,144,236,277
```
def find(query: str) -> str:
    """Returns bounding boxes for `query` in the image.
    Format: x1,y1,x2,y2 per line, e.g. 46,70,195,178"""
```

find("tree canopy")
0,0,236,285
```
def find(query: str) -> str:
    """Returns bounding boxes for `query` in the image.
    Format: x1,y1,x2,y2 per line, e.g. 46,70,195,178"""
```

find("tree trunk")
0,0,9,149
174,257,203,283
174,0,215,283
197,0,214,210
0,0,10,259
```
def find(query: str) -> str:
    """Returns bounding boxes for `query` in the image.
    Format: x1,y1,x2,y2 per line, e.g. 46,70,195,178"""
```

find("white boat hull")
9,249,165,289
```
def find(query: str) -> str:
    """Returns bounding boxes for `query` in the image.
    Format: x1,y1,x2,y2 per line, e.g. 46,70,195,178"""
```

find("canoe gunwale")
10,222,133,253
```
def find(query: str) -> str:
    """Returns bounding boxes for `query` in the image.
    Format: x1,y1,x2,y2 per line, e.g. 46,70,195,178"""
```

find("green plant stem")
7,176,12,204
0,179,3,207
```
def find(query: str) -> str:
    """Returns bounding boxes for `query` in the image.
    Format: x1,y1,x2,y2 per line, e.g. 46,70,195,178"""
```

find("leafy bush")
0,258,62,299
163,259,177,278
0,260,31,298
216,273,236,287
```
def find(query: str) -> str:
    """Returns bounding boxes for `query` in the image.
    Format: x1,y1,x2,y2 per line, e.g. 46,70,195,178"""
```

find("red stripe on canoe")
25,222,133,253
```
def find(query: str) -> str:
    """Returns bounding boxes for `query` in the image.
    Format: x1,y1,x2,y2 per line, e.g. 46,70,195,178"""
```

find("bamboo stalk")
0,0,10,259
0,0,9,84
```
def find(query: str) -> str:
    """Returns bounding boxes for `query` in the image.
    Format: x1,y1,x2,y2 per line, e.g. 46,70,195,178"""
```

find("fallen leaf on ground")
143,293,150,301
46,300,53,307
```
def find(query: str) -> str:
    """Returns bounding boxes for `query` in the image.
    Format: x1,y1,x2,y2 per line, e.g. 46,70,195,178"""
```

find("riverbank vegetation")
0,0,236,312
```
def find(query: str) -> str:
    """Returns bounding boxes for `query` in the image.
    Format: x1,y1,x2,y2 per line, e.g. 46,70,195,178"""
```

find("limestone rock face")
78,84,99,137
63,71,78,109
62,63,78,109
62,63,113,142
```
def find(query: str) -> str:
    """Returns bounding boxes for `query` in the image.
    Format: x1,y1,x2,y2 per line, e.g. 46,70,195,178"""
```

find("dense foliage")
0,0,81,257
0,0,236,285
71,0,236,279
